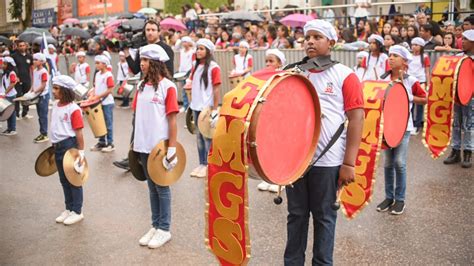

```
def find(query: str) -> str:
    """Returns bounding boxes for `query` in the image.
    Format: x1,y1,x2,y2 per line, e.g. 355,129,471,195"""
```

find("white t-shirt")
354,0,371,18
74,62,90,85
49,101,84,143
44,51,58,74
408,54,430,83
1,71,17,97
116,61,130,82
132,79,179,153
190,61,222,111
233,54,253,77
94,70,115,105
186,9,198,20
303,64,364,167
361,53,389,81
32,68,49,96
178,48,195,73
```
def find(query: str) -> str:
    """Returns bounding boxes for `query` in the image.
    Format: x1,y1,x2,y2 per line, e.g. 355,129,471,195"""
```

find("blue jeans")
451,100,473,151
138,152,171,231
99,104,114,145
6,96,16,131
285,166,339,266
412,104,424,129
36,94,50,135
54,137,83,214
384,131,410,201
193,110,211,165
181,80,189,109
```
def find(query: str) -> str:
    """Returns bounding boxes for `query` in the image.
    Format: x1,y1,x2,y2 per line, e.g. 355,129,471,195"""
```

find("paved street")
0,106,472,265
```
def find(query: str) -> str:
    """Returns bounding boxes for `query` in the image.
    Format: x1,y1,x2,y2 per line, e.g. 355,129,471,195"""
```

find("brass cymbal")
185,107,196,135
128,149,146,181
147,141,186,186
197,106,217,139
35,146,57,177
63,148,89,187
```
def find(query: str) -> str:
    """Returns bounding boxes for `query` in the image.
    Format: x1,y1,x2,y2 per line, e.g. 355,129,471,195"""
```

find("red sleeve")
361,57,367,68
71,109,84,130
342,73,364,111
9,73,16,83
41,72,48,82
165,87,179,115
385,60,391,72
85,66,90,74
131,90,138,111
190,66,195,80
424,56,430,67
211,67,222,86
192,53,196,61
248,57,253,67
106,76,114,88
412,81,427,97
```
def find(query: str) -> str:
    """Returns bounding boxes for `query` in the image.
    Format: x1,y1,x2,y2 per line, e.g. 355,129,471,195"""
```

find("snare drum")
211,69,321,186
0,98,14,121
173,72,189,81
73,84,89,101
80,100,107,138
14,92,40,106
228,74,244,89
126,76,140,85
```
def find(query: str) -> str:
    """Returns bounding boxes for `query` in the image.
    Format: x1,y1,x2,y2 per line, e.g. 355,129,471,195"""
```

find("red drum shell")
383,82,409,148
455,57,473,106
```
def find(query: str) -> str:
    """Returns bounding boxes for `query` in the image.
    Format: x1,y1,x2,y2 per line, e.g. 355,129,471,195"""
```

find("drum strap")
292,55,339,72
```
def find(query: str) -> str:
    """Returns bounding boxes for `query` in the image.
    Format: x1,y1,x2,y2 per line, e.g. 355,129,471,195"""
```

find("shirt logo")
323,82,336,96
61,113,69,122
151,92,164,104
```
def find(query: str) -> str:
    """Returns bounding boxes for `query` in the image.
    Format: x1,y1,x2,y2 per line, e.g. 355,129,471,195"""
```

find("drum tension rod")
249,142,257,148
258,97,267,103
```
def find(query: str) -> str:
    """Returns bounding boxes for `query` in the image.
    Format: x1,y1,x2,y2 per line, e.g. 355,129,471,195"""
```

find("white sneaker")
24,114,34,119
148,229,171,249
55,210,71,223
63,211,84,225
101,144,115,153
139,228,156,246
195,165,207,178
179,107,185,113
257,181,271,191
268,184,283,193
190,165,201,177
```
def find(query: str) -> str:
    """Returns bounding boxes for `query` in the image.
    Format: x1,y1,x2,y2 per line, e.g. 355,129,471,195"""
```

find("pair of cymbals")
63,148,90,187
128,141,186,186
35,146,57,176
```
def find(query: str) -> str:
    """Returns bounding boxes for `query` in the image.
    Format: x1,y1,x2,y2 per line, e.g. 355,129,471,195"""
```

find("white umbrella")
137,8,157,15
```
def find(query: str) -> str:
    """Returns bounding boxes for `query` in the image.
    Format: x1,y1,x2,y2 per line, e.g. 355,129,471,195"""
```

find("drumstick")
331,186,343,211
273,185,283,205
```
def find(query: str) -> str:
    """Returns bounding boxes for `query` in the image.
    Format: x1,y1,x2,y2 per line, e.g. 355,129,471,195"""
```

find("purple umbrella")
160,18,187,32
280,14,314,28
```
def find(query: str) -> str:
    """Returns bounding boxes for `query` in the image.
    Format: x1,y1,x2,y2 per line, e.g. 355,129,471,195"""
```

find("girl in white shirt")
362,34,389,81
117,51,131,108
189,39,222,178
1,57,18,136
131,44,179,249
231,41,253,78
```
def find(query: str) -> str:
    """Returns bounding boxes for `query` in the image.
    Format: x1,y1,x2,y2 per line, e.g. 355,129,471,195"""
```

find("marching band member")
257,48,286,193
408,37,430,135
117,51,131,108
131,44,179,248
178,36,196,112
361,34,389,81
231,40,253,78
31,53,50,143
354,50,368,80
71,51,90,87
376,45,427,215
89,55,115,152
283,20,364,264
443,29,473,168
189,39,222,178
50,75,86,225
0,56,18,136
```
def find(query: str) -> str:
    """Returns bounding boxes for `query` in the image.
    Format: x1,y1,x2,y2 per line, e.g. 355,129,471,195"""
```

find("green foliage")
8,0,23,20
164,0,228,16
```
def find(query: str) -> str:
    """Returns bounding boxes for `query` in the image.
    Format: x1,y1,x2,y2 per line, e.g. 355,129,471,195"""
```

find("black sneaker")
389,201,405,215
35,134,49,143
90,142,106,151
113,158,130,170
376,199,395,212
1,130,17,136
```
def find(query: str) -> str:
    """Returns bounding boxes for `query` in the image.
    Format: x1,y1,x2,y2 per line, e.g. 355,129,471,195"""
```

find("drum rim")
248,73,321,186
0,99,15,121
185,107,196,134
383,81,409,147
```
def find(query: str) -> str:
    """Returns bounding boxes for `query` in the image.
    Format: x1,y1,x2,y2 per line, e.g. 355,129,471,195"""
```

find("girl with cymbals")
132,44,179,249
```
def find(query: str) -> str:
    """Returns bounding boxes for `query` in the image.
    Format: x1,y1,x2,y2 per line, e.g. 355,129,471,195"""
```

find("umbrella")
0,35,12,45
62,27,91,39
137,7,157,15
160,18,186,31
222,11,263,22
106,19,126,29
33,35,57,45
24,27,51,34
133,13,146,19
122,18,145,31
63,18,80,25
18,31,42,43
280,14,314,28
119,13,134,19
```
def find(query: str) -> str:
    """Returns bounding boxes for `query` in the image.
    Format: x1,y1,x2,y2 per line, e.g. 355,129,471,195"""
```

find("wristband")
342,163,354,168
78,150,85,157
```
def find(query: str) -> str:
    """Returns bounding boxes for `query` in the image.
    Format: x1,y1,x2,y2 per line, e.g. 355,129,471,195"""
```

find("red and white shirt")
383,74,427,132
361,53,389,81
32,67,49,96
94,70,115,105
190,61,222,111
116,61,130,82
178,48,196,73
233,53,253,77
1,71,17,97
408,54,430,83
49,101,84,143
74,62,90,85
304,63,364,167
132,78,179,153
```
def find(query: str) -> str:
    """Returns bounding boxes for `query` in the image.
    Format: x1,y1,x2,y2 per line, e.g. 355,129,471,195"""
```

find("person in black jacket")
114,20,175,171
11,40,33,119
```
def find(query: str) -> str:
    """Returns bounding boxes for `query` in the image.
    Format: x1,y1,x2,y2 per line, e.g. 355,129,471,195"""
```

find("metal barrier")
57,50,455,101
